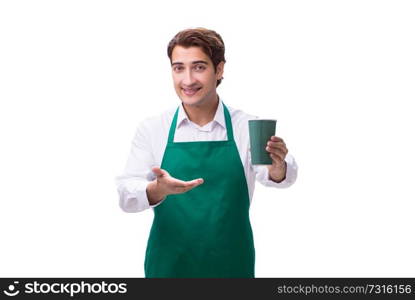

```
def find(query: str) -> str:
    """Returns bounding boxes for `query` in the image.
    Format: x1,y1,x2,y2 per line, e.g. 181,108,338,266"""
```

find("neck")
182,94,219,127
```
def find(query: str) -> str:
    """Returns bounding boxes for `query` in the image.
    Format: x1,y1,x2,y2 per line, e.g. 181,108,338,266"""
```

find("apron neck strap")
167,102,235,143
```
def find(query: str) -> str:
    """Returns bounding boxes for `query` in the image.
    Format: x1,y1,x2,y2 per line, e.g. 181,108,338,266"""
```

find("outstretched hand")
146,167,204,205
152,167,204,195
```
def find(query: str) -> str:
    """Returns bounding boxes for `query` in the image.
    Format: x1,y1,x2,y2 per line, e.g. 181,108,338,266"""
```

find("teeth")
183,88,200,95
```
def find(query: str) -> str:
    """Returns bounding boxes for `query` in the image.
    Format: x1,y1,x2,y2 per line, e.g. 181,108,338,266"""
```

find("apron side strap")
167,107,180,144
223,103,235,142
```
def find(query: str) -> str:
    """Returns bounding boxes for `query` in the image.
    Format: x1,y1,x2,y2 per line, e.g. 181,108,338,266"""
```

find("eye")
173,65,184,72
194,65,206,71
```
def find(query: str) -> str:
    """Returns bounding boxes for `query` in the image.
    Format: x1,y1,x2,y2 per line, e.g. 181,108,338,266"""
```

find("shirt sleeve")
253,153,298,188
115,122,164,213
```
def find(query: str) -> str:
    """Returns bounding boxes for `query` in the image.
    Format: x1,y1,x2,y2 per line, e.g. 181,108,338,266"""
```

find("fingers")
162,174,203,193
266,142,288,154
187,178,204,186
267,148,286,161
266,136,288,162
172,178,204,188
172,178,204,194
270,136,284,143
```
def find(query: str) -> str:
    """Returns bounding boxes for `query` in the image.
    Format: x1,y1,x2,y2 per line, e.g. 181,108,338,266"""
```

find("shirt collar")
176,97,226,130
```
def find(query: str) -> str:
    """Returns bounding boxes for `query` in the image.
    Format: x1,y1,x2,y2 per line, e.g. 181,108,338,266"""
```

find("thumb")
152,166,168,177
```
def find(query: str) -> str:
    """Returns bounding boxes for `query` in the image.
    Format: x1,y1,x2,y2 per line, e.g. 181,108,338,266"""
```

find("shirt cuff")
254,153,298,188
116,177,157,212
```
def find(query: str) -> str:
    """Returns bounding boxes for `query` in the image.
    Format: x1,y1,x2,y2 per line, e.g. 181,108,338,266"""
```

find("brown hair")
167,27,226,86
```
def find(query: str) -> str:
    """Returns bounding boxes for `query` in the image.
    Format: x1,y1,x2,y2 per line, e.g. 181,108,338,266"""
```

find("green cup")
248,119,277,165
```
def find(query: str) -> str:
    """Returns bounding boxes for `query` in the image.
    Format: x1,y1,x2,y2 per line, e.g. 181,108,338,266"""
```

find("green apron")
144,103,255,278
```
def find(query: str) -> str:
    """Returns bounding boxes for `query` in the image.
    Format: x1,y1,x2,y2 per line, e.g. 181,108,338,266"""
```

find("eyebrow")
171,60,209,66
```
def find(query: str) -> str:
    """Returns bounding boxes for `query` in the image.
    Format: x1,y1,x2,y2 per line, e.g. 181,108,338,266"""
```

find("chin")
177,93,205,107
181,98,203,106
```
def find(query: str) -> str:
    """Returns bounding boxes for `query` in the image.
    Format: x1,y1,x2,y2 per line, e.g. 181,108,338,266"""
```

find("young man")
116,28,298,278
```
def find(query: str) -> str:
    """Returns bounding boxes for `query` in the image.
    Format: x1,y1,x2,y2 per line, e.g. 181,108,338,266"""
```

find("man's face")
171,45,224,107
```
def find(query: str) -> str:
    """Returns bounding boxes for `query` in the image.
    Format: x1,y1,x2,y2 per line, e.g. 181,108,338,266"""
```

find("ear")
215,61,225,80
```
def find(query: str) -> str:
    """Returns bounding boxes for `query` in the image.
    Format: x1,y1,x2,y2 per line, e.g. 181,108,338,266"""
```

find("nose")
182,69,196,86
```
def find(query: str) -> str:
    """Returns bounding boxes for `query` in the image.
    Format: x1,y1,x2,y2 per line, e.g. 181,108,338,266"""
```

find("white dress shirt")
115,99,298,212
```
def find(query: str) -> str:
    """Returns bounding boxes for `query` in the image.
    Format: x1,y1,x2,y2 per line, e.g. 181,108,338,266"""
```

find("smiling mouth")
182,87,201,96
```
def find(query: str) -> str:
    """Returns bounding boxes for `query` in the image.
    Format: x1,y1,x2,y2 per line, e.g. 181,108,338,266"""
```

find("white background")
1,0,414,277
